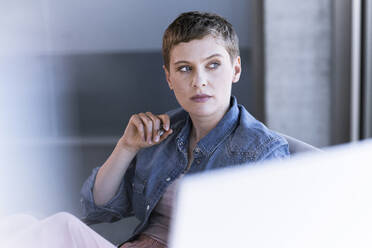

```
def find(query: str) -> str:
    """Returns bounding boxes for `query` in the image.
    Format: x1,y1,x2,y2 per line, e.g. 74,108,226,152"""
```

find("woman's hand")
118,112,173,153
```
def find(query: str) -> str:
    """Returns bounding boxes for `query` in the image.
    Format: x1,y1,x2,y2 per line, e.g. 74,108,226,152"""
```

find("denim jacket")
80,96,290,241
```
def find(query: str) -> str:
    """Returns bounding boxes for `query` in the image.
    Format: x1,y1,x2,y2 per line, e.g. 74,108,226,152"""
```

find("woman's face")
164,35,241,119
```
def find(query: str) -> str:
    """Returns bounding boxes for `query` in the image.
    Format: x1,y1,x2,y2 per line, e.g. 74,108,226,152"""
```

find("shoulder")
228,105,289,161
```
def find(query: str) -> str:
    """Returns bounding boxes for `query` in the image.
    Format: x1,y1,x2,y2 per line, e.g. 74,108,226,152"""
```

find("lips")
190,94,212,103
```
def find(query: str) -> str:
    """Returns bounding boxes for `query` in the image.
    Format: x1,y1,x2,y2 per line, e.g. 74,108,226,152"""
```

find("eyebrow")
173,53,223,65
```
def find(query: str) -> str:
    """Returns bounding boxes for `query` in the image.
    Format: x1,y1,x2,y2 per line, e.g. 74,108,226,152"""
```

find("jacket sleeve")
79,159,136,225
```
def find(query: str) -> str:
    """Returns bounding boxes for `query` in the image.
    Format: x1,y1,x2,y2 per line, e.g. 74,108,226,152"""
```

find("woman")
81,11,290,247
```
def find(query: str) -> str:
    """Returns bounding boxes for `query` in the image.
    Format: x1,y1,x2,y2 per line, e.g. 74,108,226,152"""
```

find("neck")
189,105,229,143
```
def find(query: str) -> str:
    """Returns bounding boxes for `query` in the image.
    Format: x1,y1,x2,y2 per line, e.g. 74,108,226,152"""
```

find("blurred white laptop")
169,140,372,248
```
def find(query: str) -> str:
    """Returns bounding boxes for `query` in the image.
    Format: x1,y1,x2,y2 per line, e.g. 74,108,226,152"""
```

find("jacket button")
146,205,150,211
166,177,171,182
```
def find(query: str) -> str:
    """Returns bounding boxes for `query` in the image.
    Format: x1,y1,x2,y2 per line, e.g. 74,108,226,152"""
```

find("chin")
177,97,223,117
186,105,217,117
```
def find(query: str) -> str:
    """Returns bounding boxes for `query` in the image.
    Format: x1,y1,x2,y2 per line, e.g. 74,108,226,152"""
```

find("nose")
192,71,207,88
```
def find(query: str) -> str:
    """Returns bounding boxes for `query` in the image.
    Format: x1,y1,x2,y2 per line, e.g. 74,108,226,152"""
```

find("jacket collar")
176,96,239,156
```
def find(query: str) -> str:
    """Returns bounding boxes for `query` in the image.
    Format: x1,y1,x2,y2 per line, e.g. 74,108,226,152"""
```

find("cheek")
214,68,234,88
219,66,234,78
170,76,189,92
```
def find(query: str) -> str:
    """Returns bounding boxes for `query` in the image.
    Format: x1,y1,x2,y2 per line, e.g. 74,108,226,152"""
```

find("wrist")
117,138,140,154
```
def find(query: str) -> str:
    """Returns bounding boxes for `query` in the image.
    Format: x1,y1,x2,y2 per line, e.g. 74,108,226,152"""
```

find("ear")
163,65,173,90
232,56,241,83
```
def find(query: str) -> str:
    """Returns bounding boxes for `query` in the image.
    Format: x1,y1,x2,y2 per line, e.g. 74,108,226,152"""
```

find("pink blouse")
141,174,184,246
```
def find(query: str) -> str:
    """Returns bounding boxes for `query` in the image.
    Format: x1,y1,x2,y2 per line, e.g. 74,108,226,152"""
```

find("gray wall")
264,0,332,147
1,0,255,139
1,0,251,53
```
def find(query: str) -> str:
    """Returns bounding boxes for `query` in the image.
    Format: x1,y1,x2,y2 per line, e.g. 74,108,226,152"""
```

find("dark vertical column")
250,0,265,122
362,0,372,138
330,0,352,145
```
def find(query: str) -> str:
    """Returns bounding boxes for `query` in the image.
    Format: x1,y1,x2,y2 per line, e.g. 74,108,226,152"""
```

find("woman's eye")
178,65,192,72
207,62,220,69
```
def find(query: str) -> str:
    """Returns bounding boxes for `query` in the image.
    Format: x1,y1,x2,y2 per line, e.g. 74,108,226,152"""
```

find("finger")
157,128,165,137
131,115,145,142
146,112,161,142
138,113,153,143
158,114,171,131
158,128,173,142
139,113,153,143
